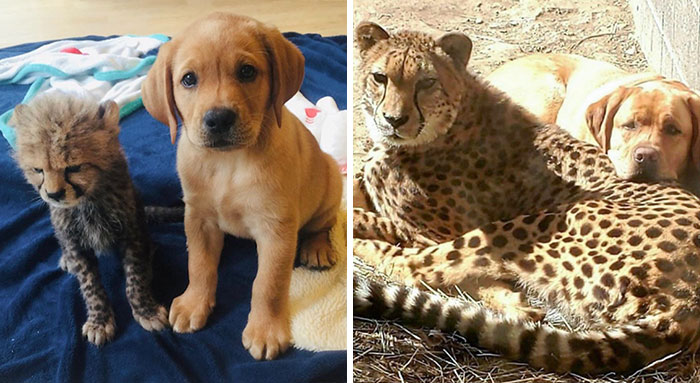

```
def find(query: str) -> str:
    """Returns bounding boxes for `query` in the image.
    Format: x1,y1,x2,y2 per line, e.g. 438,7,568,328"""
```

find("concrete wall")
629,0,700,89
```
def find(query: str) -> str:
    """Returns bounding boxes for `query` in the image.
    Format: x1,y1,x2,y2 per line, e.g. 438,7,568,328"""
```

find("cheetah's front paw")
133,304,169,332
82,315,116,346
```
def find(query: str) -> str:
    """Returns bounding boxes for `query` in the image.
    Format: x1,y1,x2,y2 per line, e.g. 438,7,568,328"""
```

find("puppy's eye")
181,72,198,88
65,165,82,173
372,73,388,84
623,121,637,130
417,78,437,90
664,124,681,136
32,168,43,174
238,65,257,82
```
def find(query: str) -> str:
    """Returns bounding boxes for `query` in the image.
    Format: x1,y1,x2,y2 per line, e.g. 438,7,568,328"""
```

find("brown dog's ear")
687,94,700,172
585,87,632,152
261,26,305,128
355,22,390,55
437,33,473,69
142,41,179,144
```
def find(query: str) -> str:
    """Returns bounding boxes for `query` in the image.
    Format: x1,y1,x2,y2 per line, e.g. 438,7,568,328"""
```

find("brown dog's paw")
242,315,291,360
134,304,169,332
168,289,215,333
82,315,116,346
299,231,336,269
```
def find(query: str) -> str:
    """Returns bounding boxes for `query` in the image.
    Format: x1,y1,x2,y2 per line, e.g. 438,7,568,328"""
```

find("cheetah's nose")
46,189,66,201
634,146,659,164
383,113,409,128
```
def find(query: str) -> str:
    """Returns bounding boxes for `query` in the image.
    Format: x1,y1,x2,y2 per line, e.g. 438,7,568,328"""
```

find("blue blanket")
0,33,346,383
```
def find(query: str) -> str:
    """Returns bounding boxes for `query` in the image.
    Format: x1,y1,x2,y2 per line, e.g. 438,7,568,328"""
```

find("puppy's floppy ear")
585,87,632,152
687,94,700,173
437,33,473,69
355,22,390,55
142,41,179,144
261,26,305,128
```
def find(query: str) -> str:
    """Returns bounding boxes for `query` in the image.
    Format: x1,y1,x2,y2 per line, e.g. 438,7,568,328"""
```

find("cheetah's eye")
32,168,43,174
181,72,198,88
65,165,82,173
372,73,388,84
417,78,437,90
664,124,681,136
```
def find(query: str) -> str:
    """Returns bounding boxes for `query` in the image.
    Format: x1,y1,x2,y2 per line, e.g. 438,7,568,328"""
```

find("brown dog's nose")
383,113,409,128
203,108,237,134
634,147,659,164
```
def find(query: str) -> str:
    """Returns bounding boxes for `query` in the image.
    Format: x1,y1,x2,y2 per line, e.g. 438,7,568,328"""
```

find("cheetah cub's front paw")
133,304,169,332
299,231,335,269
82,315,116,346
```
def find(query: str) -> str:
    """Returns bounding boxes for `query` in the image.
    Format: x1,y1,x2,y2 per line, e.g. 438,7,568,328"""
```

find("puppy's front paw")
299,231,336,269
82,315,116,346
133,304,169,332
169,289,214,333
242,314,291,360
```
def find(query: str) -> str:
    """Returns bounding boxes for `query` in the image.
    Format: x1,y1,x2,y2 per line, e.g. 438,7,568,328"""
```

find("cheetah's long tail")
354,276,684,375
145,205,185,224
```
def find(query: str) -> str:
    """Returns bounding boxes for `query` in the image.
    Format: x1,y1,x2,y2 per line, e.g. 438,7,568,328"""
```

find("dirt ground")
352,0,700,382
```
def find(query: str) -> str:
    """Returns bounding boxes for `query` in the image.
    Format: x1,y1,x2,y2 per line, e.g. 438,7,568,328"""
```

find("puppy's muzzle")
630,146,660,181
203,107,237,136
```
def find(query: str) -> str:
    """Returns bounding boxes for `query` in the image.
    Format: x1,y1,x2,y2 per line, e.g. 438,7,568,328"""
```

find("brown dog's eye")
372,73,387,84
622,121,637,130
181,72,197,88
664,124,681,136
238,65,257,82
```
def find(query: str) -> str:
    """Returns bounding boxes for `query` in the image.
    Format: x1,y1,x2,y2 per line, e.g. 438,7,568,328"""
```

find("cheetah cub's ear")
98,100,121,136
355,22,390,55
437,33,473,69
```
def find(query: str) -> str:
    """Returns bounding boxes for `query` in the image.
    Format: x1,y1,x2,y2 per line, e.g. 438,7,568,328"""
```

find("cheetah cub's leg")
121,239,168,332
354,239,544,322
59,245,116,346
352,174,372,211
353,208,437,247
299,206,338,269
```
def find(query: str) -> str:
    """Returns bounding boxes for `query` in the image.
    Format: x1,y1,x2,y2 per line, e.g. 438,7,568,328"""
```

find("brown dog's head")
586,80,700,183
142,12,305,149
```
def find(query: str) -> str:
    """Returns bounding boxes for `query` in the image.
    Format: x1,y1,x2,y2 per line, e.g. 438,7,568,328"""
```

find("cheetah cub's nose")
46,189,66,201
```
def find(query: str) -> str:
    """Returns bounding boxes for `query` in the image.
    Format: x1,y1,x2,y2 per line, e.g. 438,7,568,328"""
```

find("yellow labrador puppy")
142,12,342,360
487,54,700,187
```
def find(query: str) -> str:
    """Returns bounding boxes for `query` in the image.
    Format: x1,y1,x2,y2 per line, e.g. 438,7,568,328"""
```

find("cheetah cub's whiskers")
353,22,700,374
11,93,172,346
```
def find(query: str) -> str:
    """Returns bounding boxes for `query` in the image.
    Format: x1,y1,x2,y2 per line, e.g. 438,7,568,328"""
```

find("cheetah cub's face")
11,95,122,208
356,22,472,146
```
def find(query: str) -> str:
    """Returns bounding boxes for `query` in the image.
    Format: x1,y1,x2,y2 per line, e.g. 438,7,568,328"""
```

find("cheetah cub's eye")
417,78,437,90
65,165,82,173
32,168,43,174
372,73,388,84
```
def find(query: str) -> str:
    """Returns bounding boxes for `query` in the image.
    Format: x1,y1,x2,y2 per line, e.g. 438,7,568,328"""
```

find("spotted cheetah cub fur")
12,94,169,345
353,22,700,374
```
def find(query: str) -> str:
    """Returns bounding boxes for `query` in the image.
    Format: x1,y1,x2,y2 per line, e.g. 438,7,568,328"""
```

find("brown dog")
487,53,700,187
141,12,342,360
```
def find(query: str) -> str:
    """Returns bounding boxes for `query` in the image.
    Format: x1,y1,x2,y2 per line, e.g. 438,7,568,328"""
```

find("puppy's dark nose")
634,147,659,164
203,108,237,134
383,113,409,128
46,189,65,201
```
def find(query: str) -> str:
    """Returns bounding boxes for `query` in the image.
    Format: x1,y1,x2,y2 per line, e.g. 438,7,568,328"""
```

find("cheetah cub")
12,94,169,345
354,22,700,374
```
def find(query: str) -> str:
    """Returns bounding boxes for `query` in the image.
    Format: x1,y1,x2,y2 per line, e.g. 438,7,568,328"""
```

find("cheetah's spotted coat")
353,22,700,374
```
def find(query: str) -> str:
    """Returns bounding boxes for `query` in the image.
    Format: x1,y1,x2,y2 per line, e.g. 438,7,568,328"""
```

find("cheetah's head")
356,22,472,147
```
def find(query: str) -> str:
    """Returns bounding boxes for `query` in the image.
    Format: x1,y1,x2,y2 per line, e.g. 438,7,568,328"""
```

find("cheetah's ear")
585,87,633,152
437,33,473,69
355,22,390,55
98,100,120,136
10,104,27,127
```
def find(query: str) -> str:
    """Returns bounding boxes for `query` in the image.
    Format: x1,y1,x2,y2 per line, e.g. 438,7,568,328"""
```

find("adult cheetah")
353,21,700,375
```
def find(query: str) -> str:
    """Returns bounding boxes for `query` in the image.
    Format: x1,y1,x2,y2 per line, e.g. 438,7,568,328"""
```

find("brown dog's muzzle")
629,145,661,181
201,107,239,148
